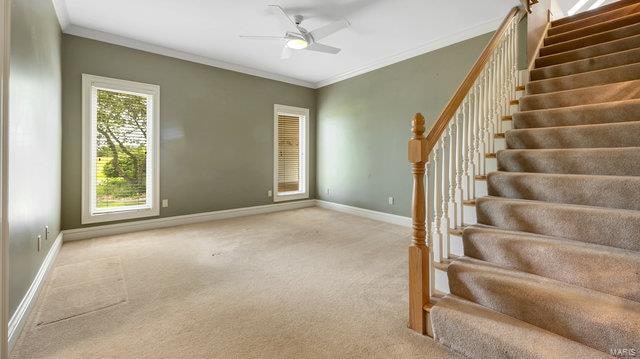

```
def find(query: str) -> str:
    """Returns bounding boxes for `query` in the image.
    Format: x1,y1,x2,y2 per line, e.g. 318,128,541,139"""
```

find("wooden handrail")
423,6,522,158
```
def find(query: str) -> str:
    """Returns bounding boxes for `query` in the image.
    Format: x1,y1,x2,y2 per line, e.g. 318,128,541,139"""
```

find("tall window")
82,74,159,223
273,105,309,202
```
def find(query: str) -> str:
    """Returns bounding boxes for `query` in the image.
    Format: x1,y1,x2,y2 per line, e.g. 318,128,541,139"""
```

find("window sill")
273,192,309,203
82,207,159,224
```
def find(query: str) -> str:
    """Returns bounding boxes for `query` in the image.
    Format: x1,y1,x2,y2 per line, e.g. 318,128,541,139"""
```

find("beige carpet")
11,207,457,359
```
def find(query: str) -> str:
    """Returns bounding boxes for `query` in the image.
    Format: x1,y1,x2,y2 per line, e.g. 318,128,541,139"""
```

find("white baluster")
480,73,488,176
448,120,458,230
432,145,442,263
473,82,482,179
425,155,434,296
462,97,472,202
454,109,464,228
440,135,450,260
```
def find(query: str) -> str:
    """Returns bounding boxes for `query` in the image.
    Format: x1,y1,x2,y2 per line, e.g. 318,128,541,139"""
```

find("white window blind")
273,105,309,202
277,115,300,193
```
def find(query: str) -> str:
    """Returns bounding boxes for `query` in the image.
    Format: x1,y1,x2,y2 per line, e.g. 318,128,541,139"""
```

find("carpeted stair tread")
530,46,640,81
475,196,640,251
505,121,640,149
487,171,640,210
540,21,640,57
497,147,640,176
512,99,640,128
462,225,640,301
535,33,640,68
430,295,609,359
548,1,640,36
545,11,640,46
447,258,640,353
526,62,640,94
519,79,640,111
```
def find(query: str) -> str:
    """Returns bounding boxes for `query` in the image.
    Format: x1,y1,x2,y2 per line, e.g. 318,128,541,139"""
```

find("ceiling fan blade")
309,19,350,41
267,5,300,33
281,45,293,59
306,43,341,54
239,35,287,40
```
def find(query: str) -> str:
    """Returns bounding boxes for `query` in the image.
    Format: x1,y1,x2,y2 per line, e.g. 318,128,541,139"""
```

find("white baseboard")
315,200,411,227
63,200,316,241
8,232,63,351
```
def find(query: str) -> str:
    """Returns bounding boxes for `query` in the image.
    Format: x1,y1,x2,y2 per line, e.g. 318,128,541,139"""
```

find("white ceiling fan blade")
239,35,287,40
267,5,300,33
309,19,350,41
306,43,341,54
281,45,293,59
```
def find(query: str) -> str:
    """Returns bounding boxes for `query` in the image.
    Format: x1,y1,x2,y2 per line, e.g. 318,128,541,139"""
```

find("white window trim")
81,74,160,224
273,104,309,203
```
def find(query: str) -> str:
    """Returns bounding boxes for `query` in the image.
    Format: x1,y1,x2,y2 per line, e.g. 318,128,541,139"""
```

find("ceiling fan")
240,5,350,59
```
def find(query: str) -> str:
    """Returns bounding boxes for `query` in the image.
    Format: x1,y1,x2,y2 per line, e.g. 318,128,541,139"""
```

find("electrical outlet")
45,226,50,240
162,199,169,208
37,235,42,252
268,190,273,198
388,196,394,205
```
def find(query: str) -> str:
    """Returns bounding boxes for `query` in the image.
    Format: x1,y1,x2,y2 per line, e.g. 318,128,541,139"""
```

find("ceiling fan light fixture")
286,38,308,49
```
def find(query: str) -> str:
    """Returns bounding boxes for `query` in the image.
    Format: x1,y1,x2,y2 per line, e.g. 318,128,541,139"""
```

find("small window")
82,74,160,223
273,105,309,202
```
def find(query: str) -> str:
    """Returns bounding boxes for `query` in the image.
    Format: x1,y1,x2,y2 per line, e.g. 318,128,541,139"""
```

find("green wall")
315,33,493,217
9,0,62,315
61,35,316,230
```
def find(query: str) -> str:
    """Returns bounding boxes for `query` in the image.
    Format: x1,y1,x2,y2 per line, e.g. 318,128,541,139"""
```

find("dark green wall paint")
9,0,62,315
315,33,493,217
61,35,316,230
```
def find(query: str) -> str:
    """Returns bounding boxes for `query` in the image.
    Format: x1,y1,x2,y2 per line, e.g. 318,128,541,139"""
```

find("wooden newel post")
407,113,430,334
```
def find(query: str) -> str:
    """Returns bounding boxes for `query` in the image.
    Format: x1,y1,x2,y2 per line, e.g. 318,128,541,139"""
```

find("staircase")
408,1,640,357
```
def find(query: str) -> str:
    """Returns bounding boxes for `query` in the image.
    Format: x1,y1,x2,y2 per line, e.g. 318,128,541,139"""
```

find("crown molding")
314,16,504,88
63,25,316,88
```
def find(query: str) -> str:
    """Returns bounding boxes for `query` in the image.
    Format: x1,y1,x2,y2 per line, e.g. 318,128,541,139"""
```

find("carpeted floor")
11,207,457,358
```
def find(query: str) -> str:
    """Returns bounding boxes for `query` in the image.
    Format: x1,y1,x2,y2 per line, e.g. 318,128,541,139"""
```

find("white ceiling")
53,0,519,88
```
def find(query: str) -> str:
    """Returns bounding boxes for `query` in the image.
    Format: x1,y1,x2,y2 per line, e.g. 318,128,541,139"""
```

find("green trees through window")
95,89,148,209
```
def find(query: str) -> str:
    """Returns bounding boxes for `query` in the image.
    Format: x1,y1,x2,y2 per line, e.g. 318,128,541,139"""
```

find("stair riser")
540,22,640,57
505,121,640,149
435,267,450,294
520,80,640,111
548,2,640,36
536,34,640,68
447,262,640,353
526,62,640,94
487,172,640,211
531,47,640,81
463,228,640,302
497,148,640,176
512,101,640,129
463,205,477,225
476,198,640,251
545,12,640,46
475,179,487,198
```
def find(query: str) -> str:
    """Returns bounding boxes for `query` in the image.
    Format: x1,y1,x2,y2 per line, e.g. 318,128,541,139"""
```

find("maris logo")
610,348,637,357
